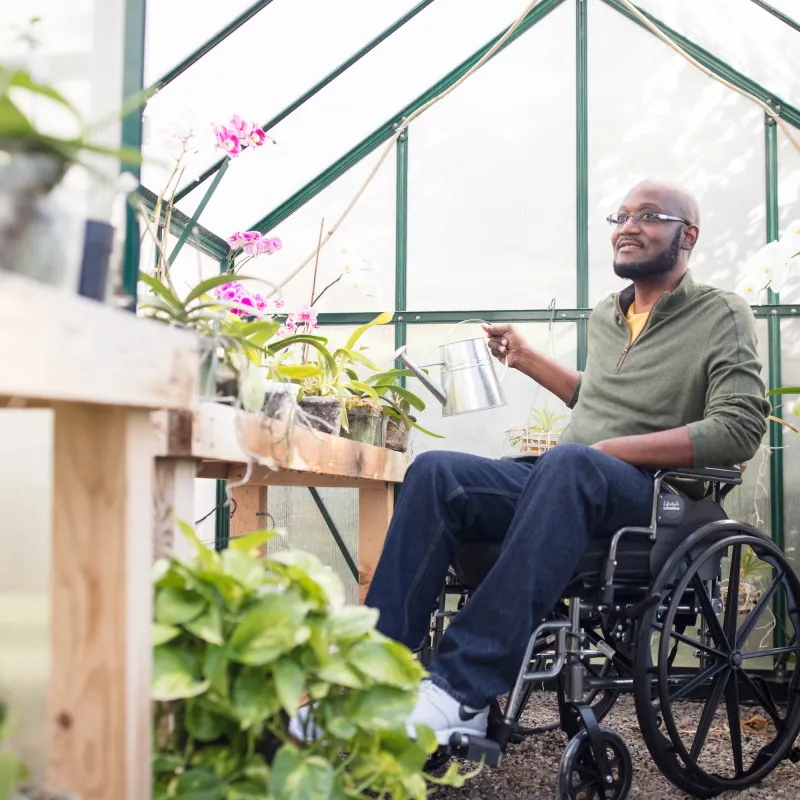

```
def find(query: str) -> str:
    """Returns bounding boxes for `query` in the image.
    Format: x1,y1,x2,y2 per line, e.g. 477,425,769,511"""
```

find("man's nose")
618,215,642,234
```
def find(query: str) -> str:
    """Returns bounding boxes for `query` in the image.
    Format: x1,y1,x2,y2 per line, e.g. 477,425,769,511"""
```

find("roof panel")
170,0,549,237
635,0,800,109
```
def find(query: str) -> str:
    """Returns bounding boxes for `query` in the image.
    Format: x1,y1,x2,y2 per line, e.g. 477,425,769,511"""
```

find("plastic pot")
298,396,343,435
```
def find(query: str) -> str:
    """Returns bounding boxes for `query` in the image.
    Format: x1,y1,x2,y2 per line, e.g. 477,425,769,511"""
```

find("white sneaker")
287,704,324,742
406,680,488,745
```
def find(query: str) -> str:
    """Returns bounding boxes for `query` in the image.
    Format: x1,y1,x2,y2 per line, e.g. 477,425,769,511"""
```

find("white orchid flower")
335,246,383,298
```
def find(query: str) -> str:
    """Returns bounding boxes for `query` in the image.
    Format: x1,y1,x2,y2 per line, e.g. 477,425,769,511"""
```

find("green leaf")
225,779,268,800
204,645,230,698
337,348,380,372
228,530,277,553
174,767,226,800
408,418,445,438
4,67,82,116
348,686,416,731
139,271,181,310
155,587,206,626
195,569,245,613
424,759,483,788
222,548,266,591
327,605,379,641
185,700,227,742
190,745,242,781
0,751,28,797
345,379,380,404
185,274,258,306
348,640,422,689
228,592,311,665
268,550,345,609
269,337,336,375
767,386,800,395
268,745,334,800
177,519,219,571
153,646,209,701
184,602,224,646
324,713,357,740
273,659,306,716
153,622,182,646
243,754,269,782
315,658,364,689
241,319,281,347
365,368,418,385
274,364,321,380
374,383,426,412
153,752,185,774
413,723,438,755
232,666,280,728
344,311,393,350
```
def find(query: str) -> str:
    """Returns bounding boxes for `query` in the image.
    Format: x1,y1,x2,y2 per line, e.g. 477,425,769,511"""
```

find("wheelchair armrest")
658,466,743,485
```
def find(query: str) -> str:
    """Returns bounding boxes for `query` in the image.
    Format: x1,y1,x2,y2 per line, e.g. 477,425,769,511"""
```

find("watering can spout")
392,345,448,407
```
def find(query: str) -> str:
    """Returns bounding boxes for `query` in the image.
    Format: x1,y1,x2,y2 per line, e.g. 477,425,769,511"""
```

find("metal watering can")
392,319,508,417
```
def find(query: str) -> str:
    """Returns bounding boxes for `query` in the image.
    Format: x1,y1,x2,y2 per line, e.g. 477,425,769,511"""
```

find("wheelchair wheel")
634,524,800,797
556,726,632,800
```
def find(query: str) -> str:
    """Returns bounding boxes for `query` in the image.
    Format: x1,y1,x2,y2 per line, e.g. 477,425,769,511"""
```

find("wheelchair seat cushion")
453,493,727,591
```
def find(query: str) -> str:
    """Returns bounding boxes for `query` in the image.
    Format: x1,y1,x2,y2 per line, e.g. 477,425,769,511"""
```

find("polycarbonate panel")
588,2,765,305
267,487,360,604
781,318,800,569
722,319,772,537
404,322,577,459
635,0,800,110
777,126,800,303
145,0,268,85
170,0,545,233
247,156,396,313
406,3,576,310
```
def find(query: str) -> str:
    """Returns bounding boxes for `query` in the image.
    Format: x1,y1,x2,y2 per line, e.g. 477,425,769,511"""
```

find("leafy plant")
505,405,569,451
0,700,28,800
363,369,443,440
152,522,475,798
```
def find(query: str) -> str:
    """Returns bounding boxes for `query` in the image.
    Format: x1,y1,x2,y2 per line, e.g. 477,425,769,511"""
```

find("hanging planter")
506,406,568,457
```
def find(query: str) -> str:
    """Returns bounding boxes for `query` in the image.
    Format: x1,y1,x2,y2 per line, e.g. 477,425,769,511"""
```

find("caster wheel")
424,747,452,773
557,727,632,800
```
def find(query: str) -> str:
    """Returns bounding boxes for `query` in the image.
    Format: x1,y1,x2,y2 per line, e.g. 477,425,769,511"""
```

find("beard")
613,227,683,280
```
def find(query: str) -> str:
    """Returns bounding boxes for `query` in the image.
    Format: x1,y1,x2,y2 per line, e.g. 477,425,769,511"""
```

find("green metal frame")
214,479,230,551
576,0,589,371
173,0,436,204
749,0,800,34
150,0,277,92
121,0,148,307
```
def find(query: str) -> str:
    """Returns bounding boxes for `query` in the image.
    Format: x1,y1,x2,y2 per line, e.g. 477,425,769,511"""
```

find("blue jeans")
364,443,655,708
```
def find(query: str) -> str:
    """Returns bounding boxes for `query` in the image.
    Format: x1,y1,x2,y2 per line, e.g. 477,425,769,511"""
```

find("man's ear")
682,224,700,252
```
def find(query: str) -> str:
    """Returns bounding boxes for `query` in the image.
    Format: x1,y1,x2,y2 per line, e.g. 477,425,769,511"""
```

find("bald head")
625,180,700,226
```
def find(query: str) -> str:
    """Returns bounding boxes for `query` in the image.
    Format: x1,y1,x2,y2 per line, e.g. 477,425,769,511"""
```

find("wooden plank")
230,484,269,540
153,459,197,561
48,403,154,800
0,273,198,410
226,464,368,489
193,403,407,482
357,483,394,604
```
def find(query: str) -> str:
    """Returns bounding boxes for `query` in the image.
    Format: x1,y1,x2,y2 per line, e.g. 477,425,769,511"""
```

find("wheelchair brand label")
658,494,685,524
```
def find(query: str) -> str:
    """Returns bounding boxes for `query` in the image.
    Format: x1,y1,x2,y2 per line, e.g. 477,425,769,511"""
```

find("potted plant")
505,405,569,456
152,523,475,798
721,547,768,615
271,312,393,438
0,60,139,290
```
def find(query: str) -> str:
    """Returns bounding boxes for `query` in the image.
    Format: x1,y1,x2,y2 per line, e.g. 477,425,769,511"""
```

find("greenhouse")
2,0,800,797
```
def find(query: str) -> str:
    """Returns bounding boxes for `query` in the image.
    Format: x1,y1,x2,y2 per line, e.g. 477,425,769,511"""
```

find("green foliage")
0,699,29,800
505,404,569,450
153,524,473,798
365,369,443,440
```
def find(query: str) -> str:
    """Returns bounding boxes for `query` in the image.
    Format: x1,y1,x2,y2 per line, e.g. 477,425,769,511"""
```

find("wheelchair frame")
426,465,800,799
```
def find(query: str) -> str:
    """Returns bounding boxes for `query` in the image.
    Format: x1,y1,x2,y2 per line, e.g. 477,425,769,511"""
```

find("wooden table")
0,273,199,800
153,401,408,602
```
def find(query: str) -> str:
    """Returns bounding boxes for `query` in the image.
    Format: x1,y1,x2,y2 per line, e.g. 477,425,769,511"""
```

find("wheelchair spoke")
725,672,744,777
724,545,742,642
739,670,784,730
741,646,800,660
690,668,730,761
692,574,729,649
653,623,725,658
668,660,727,704
736,572,785,649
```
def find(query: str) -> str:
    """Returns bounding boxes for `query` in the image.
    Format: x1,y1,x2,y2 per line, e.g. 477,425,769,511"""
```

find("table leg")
153,458,196,561
230,484,269,543
358,482,394,603
48,403,154,800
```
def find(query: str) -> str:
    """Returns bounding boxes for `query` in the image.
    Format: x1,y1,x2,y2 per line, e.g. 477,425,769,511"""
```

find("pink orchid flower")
274,325,292,338
253,293,267,312
248,127,267,147
272,297,285,309
242,233,262,256
270,237,283,251
214,125,241,156
290,304,319,329
227,232,246,249
229,114,254,142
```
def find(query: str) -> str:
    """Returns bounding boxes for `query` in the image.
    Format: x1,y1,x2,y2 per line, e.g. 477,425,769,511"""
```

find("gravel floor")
431,693,800,799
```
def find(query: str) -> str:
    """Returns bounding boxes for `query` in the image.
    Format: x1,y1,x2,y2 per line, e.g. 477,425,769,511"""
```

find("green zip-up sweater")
560,270,769,467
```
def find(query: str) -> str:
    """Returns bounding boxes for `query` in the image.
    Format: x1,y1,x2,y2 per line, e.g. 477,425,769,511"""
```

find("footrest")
448,732,503,767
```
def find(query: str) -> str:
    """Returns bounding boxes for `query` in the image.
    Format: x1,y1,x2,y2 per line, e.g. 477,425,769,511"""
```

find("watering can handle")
446,318,509,382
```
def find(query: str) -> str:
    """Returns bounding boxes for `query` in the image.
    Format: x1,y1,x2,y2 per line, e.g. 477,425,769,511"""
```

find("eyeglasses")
606,211,690,227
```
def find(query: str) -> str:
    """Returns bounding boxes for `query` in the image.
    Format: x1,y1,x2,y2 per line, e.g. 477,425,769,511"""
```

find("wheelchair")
420,459,800,799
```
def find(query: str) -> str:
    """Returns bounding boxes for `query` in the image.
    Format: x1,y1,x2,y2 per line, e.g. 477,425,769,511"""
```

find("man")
356,180,770,745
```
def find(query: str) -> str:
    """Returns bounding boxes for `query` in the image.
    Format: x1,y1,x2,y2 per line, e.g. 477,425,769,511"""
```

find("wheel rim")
655,532,800,791
560,728,631,800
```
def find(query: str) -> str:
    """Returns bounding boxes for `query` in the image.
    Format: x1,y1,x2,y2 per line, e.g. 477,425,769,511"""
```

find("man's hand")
482,323,528,370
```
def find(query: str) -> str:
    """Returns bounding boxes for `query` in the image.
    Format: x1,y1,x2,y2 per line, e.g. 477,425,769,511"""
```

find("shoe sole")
408,723,488,746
